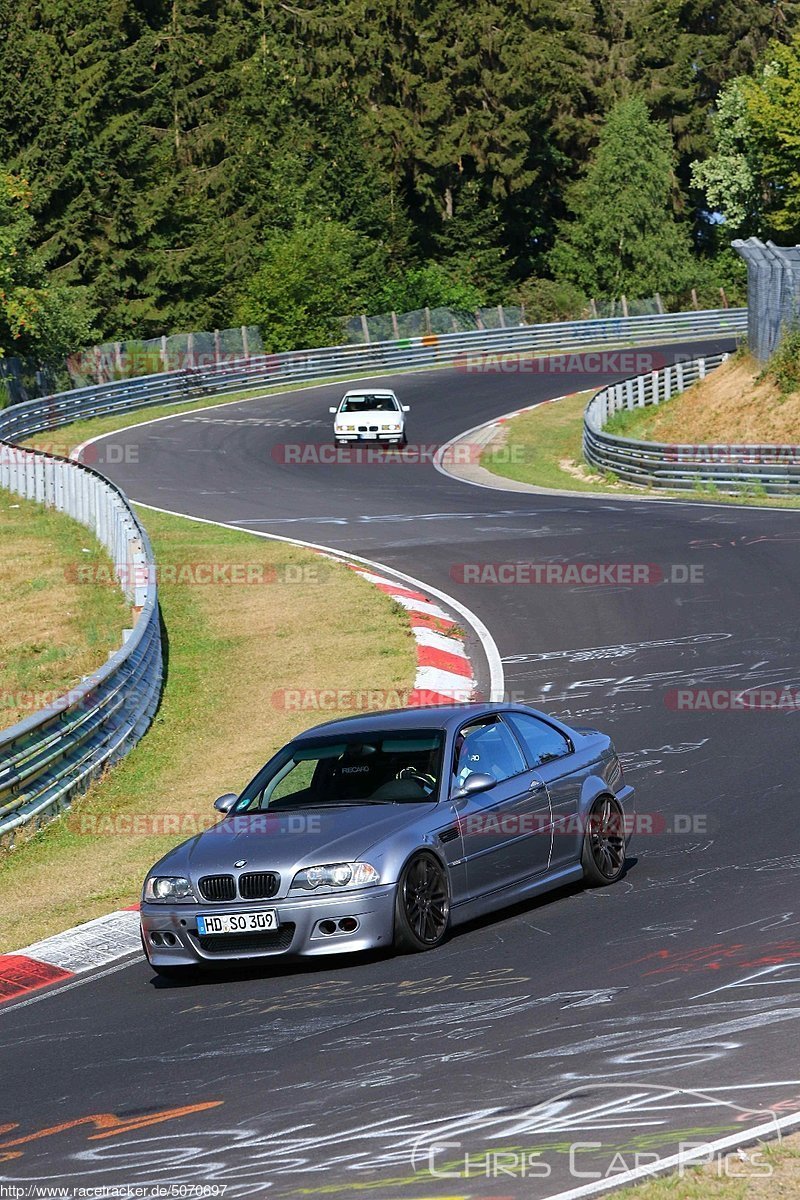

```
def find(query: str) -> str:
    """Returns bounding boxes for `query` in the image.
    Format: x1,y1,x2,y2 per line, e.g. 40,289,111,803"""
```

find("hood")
151,804,432,888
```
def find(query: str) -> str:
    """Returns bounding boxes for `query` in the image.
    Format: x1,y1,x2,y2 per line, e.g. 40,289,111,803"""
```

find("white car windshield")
339,395,398,413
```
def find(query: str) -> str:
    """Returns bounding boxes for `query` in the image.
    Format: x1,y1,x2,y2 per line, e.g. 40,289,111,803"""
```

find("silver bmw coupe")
140,703,634,977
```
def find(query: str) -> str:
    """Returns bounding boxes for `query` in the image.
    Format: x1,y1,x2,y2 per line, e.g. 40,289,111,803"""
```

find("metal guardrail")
583,355,800,493
0,306,746,846
0,447,162,847
0,308,745,442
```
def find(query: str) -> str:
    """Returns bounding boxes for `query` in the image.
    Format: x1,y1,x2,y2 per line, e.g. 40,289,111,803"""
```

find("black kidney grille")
198,874,236,902
196,925,295,955
238,871,280,900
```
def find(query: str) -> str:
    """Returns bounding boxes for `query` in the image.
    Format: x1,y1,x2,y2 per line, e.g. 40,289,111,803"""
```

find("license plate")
198,910,278,935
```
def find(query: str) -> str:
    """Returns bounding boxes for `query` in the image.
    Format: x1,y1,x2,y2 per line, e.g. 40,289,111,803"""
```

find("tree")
744,37,800,241
0,171,95,360
691,35,800,242
690,79,760,235
550,97,694,299
235,220,386,351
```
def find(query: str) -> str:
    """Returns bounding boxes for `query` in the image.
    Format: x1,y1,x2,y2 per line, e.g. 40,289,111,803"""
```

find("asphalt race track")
4,337,800,1198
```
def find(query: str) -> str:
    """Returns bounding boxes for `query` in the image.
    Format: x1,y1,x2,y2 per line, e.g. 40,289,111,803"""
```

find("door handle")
529,779,544,793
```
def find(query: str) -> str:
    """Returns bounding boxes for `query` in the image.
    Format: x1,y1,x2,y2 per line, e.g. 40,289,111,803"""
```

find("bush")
372,263,485,314
512,278,589,323
757,329,800,394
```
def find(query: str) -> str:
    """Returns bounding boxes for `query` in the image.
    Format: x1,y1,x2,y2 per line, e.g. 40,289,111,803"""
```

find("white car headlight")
143,875,197,903
289,862,380,893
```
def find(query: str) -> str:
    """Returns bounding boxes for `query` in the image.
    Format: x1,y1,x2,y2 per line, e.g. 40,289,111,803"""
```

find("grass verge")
631,1131,800,1197
0,490,131,727
605,353,800,445
0,505,416,950
481,390,800,508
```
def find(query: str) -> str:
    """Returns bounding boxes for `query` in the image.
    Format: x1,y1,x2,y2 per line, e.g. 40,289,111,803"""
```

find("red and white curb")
349,567,477,705
0,906,142,1003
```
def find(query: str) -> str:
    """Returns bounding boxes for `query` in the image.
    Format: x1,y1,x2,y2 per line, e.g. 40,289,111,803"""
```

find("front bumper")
335,432,404,443
140,884,397,967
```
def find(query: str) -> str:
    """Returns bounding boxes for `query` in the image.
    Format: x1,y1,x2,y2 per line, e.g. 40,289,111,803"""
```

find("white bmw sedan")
330,389,410,446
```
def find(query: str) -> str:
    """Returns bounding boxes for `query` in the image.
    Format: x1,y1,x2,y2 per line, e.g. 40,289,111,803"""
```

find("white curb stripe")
412,627,470,657
414,665,476,696
390,595,452,620
17,909,141,974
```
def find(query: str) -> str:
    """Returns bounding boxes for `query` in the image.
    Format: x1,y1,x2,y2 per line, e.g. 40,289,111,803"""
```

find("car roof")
291,702,557,741
342,389,396,398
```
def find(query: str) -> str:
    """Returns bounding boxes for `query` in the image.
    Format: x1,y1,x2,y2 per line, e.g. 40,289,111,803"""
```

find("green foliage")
745,37,800,241
373,264,485,315
692,34,800,241
0,171,96,360
551,98,695,300
758,330,800,395
690,80,760,234
235,220,385,351
512,278,588,323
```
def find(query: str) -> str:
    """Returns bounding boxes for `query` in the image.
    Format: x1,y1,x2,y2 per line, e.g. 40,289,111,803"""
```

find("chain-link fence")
339,304,528,344
734,238,800,361
0,356,73,408
338,294,714,344
65,325,264,388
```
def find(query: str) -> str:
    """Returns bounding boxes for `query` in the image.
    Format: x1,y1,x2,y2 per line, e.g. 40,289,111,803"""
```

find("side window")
506,713,571,768
454,717,526,784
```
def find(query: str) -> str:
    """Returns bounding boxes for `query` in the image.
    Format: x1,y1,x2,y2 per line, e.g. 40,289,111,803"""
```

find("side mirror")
453,772,496,799
214,793,238,814
329,406,338,414
402,405,411,412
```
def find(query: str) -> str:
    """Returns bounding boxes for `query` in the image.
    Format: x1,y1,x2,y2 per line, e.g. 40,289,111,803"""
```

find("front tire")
394,851,450,952
581,795,626,886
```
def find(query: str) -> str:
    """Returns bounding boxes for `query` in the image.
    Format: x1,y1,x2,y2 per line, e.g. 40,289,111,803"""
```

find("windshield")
339,394,398,413
235,730,444,811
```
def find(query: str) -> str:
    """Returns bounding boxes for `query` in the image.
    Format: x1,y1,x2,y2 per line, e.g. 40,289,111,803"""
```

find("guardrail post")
651,371,660,405
698,358,706,379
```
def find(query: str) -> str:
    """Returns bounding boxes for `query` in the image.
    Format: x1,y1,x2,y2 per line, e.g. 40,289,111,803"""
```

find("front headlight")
289,862,380,893
143,875,197,903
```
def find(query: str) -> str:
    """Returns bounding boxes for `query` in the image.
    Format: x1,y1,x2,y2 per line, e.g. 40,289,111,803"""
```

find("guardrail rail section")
583,354,800,493
0,307,746,842
0,442,163,847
